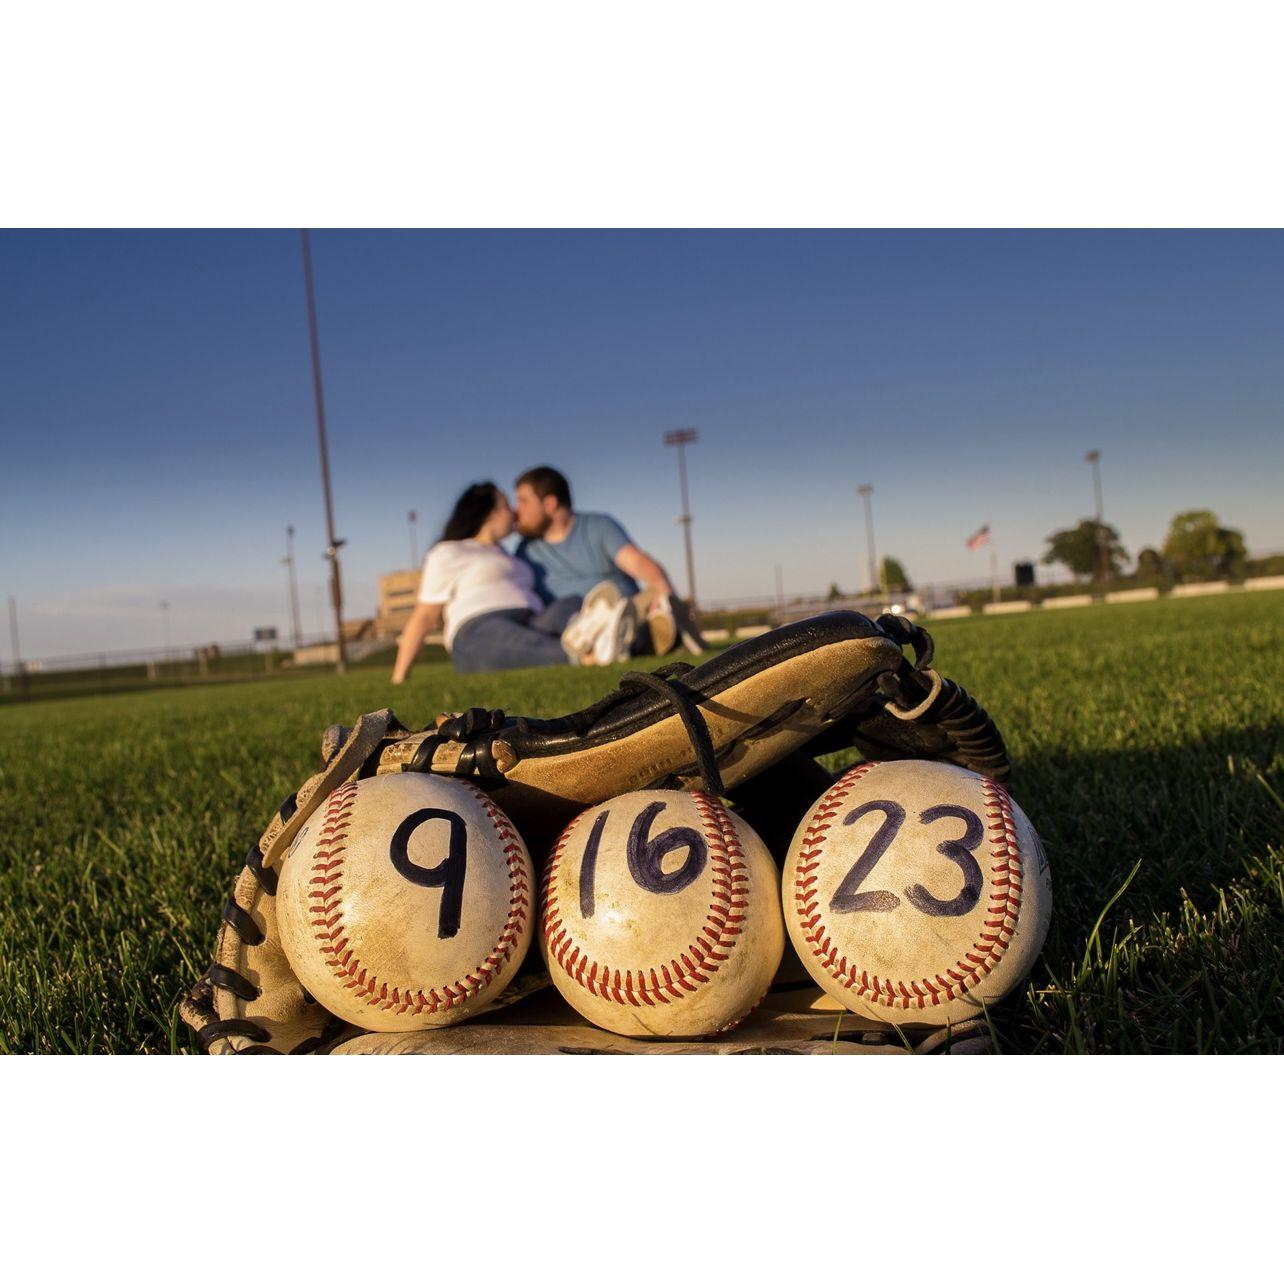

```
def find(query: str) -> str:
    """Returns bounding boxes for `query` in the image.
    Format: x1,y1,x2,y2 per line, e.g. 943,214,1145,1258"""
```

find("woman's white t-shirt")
418,539,543,650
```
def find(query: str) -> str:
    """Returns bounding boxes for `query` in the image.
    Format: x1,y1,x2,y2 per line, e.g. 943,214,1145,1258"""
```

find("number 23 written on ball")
829,801,984,918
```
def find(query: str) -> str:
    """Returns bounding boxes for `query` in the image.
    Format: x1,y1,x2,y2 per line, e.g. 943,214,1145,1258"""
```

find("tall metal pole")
283,524,303,648
8,595,28,700
858,484,877,595
408,509,419,569
300,230,347,673
664,427,700,610
676,443,695,603
774,563,784,614
1086,449,1108,584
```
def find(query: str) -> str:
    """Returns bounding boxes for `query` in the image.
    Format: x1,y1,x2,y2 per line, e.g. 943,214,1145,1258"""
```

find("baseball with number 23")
784,760,1051,1025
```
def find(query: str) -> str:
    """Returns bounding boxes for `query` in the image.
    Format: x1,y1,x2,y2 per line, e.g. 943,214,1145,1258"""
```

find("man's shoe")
670,596,706,654
560,581,623,658
594,598,637,664
646,597,679,656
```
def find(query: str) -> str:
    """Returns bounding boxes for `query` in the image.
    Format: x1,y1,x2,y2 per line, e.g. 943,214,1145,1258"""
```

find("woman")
391,482,634,681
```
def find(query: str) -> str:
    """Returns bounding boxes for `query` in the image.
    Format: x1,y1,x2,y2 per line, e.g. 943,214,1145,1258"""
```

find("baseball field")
2,589,1280,1055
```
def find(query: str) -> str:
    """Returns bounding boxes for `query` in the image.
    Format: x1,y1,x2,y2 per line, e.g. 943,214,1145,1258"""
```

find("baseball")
540,789,785,1038
277,772,534,1032
784,760,1052,1026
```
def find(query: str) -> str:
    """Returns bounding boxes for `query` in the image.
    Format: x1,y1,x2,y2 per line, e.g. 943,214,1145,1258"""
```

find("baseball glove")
179,610,1007,1054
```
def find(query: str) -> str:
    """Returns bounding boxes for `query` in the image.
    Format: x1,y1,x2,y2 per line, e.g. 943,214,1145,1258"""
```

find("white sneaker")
559,581,622,657
594,598,637,664
582,580,623,612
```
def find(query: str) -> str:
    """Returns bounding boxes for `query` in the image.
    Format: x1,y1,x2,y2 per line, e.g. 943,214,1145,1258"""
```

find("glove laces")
617,664,724,796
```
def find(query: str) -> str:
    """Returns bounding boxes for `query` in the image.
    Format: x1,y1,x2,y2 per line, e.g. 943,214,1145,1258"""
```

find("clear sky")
2,229,1281,658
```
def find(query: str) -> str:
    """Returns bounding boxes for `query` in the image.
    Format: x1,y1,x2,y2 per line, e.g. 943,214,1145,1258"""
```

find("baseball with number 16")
541,789,785,1038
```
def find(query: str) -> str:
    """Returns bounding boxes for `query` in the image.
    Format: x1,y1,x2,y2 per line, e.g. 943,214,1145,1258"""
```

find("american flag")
966,524,991,551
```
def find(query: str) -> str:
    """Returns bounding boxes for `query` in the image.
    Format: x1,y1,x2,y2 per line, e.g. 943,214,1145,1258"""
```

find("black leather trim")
222,897,264,946
246,843,278,895
197,1018,271,1051
209,963,260,1003
498,612,890,758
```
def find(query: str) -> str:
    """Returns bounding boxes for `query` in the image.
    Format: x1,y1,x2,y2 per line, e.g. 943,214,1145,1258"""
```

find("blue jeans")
450,597,582,674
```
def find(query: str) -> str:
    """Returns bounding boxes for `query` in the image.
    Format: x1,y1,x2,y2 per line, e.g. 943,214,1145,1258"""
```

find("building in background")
293,568,431,666
376,569,420,640
291,615,377,667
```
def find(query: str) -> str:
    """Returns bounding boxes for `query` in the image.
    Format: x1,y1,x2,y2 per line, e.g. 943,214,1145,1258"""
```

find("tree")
826,582,843,602
1161,510,1246,581
1041,519,1127,580
881,556,912,591
1134,547,1169,582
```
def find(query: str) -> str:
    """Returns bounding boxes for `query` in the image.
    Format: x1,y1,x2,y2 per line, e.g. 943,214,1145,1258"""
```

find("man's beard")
517,512,551,539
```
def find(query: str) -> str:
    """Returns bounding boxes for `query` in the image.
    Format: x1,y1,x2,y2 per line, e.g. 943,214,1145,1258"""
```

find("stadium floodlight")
1085,449,1108,584
857,484,877,595
408,510,419,569
300,230,348,674
664,428,700,609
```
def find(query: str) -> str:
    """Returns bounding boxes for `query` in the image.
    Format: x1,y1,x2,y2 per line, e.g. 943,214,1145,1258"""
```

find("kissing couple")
392,465,703,681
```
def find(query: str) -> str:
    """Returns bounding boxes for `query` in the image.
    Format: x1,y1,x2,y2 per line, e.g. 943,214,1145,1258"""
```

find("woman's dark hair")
441,482,501,542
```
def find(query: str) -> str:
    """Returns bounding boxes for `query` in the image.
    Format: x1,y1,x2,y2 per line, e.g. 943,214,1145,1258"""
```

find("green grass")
1,591,1281,1053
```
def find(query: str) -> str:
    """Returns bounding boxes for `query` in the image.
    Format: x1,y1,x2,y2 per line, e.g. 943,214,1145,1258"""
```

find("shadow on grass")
991,722,1283,1053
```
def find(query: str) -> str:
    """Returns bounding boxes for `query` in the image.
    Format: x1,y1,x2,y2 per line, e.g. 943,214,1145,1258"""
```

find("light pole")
300,229,347,673
8,595,27,700
1085,449,1108,583
858,484,877,596
159,600,171,662
283,524,303,648
663,427,700,610
408,509,419,569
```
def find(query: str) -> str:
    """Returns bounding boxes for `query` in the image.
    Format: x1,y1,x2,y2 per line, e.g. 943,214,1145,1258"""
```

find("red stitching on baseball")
540,791,749,1007
791,765,1023,1011
306,779,529,1014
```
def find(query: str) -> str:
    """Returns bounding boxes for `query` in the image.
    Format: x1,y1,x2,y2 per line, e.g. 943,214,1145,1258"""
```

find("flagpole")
989,544,1000,603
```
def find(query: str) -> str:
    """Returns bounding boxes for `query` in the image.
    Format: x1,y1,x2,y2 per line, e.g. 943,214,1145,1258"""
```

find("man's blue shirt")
516,512,639,603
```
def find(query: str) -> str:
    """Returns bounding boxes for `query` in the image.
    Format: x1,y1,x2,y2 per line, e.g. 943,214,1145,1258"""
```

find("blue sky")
2,229,1281,658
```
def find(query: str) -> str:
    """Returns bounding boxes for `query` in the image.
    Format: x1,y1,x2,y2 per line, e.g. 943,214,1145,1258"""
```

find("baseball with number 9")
276,773,534,1031
784,760,1051,1025
541,789,785,1038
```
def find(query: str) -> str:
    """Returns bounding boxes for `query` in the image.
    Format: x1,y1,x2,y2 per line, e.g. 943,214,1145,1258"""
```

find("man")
513,465,702,656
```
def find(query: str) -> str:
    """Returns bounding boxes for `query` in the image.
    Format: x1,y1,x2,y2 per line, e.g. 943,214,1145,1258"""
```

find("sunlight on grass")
1,591,1281,1052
